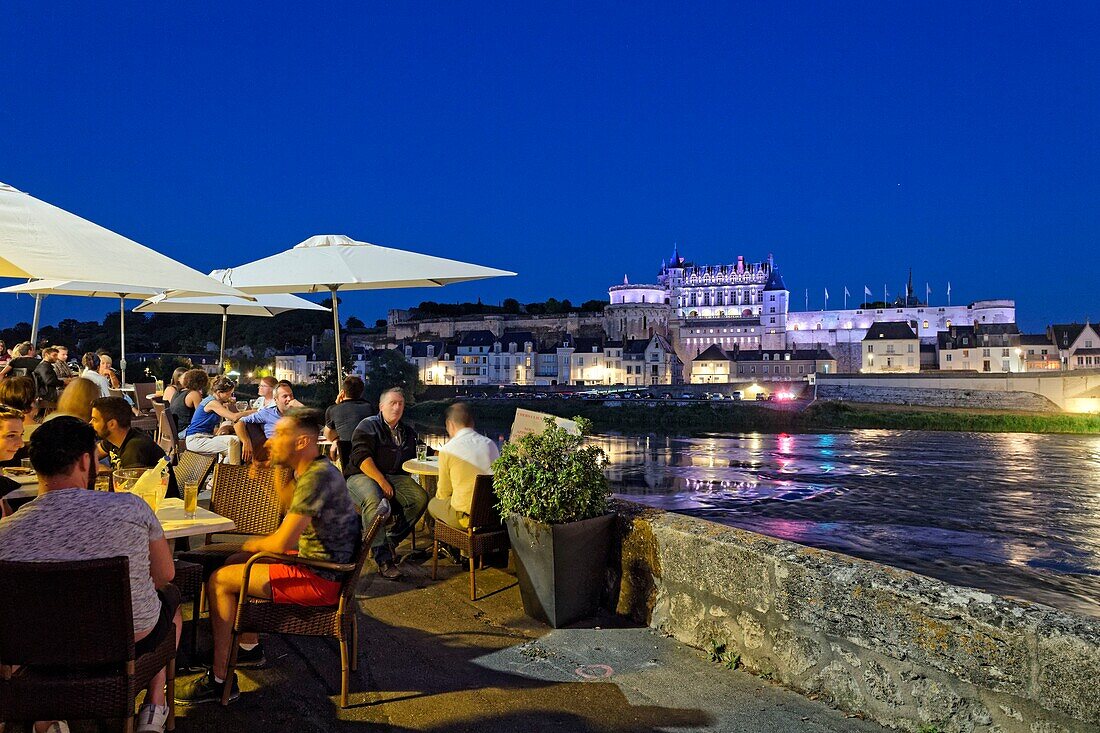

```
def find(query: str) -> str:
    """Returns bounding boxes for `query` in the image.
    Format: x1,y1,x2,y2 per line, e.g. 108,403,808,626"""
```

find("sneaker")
189,642,266,671
377,560,403,580
135,703,169,733
175,671,240,705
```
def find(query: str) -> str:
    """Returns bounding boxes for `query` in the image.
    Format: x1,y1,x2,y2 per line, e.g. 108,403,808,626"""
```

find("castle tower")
761,267,789,350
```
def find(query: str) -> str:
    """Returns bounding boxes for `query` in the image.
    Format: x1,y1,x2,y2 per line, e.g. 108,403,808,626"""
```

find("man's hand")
335,389,346,403
380,479,394,498
241,442,253,463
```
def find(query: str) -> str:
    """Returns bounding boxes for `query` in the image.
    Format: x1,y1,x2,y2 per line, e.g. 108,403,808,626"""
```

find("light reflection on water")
417,424,1100,618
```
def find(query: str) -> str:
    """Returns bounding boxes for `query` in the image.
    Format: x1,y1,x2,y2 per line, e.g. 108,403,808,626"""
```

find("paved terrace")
161,540,886,733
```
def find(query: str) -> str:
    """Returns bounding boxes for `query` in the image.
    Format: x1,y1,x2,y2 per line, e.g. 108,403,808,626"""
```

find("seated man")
91,396,178,497
177,408,361,705
428,402,500,530
33,347,64,404
344,387,428,580
233,382,295,462
0,416,180,733
323,375,374,466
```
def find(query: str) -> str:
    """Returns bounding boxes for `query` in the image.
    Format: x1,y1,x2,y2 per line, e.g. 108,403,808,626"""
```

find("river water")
597,430,1100,618
420,425,1100,617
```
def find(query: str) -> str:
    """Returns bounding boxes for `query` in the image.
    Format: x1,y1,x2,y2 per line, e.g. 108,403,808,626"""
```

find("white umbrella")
134,291,330,369
216,234,515,377
0,181,250,375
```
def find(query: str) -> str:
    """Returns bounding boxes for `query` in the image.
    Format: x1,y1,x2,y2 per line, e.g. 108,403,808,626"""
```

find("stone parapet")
608,502,1100,732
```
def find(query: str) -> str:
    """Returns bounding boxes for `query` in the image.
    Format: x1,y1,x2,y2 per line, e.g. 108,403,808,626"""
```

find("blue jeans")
346,473,429,563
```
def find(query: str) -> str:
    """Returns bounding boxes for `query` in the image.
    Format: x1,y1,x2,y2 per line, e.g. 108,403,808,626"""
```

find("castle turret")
761,268,789,350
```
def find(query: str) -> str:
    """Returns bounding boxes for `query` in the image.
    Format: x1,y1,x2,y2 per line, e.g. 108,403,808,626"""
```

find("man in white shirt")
427,402,500,529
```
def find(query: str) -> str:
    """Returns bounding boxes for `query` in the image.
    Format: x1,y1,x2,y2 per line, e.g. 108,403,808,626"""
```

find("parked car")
730,391,743,401
708,393,724,401
756,392,768,401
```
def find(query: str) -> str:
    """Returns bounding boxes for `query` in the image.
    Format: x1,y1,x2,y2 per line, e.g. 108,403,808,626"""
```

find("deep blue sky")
2,2,1098,332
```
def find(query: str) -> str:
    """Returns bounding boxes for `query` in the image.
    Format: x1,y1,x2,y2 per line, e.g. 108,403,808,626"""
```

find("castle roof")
458,330,495,347
692,344,730,362
762,268,787,292
733,348,835,362
864,321,917,341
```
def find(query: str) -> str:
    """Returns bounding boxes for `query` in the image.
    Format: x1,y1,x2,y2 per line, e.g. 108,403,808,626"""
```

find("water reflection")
416,424,1100,618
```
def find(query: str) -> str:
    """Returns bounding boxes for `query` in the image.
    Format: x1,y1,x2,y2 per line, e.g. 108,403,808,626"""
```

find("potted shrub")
493,416,614,628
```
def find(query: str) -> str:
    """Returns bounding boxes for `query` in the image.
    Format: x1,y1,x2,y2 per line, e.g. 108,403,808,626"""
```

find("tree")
502,298,521,314
345,316,365,329
365,349,422,404
312,361,350,407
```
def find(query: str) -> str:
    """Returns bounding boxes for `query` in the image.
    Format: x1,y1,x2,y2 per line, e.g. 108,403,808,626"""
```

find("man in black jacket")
33,346,64,403
343,387,428,580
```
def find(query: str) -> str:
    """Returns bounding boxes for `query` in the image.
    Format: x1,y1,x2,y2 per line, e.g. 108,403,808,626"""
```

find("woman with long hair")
52,377,101,423
161,367,189,404
80,353,112,397
168,369,208,436
182,376,247,464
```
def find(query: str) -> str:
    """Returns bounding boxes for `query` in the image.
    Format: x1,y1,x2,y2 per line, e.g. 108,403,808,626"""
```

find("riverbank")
407,398,1100,434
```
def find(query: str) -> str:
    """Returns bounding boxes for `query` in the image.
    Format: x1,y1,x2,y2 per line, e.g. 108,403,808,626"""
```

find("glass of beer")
416,443,428,462
183,481,200,519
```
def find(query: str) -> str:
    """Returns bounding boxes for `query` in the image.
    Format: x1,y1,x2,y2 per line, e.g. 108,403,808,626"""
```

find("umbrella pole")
118,295,127,385
329,285,343,379
30,293,43,347
219,306,228,372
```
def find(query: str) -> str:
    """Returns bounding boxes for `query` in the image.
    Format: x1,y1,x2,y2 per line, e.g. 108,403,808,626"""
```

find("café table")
2,469,36,501
156,497,236,540
402,456,440,496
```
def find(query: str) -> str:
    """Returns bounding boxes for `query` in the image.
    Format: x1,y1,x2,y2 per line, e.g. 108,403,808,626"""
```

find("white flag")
824,287,829,299
863,285,872,297
947,281,952,296
844,286,850,298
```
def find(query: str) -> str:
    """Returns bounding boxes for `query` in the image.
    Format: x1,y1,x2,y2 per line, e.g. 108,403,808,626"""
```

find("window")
923,320,929,329
867,345,874,353
907,344,914,353
1001,349,1009,357
946,354,953,362
982,349,990,357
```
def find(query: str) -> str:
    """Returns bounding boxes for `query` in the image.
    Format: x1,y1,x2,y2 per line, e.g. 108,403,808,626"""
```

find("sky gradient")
2,2,1097,332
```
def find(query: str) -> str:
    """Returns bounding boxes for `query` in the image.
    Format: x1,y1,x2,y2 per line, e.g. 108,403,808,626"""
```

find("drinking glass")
20,458,32,470
183,482,200,519
416,444,428,462
113,468,147,494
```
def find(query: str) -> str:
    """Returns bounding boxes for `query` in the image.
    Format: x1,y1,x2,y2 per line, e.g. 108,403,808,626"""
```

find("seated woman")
161,367,188,405
80,352,112,398
0,404,26,515
0,376,37,469
182,376,247,464
167,369,208,437
98,353,121,389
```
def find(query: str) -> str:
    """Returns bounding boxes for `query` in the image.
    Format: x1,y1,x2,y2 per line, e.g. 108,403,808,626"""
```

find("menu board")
509,408,580,441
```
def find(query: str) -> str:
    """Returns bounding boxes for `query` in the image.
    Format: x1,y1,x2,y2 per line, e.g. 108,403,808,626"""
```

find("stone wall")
817,383,1062,412
608,503,1100,733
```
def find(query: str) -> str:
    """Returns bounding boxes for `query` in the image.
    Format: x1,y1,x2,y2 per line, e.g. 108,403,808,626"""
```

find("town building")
937,323,1023,373
861,322,920,373
732,348,837,381
1049,322,1100,370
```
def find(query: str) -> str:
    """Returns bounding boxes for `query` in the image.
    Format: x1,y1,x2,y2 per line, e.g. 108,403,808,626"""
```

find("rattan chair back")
133,382,158,413
341,509,388,607
175,450,216,489
0,556,133,667
153,400,177,456
467,474,503,531
210,462,288,536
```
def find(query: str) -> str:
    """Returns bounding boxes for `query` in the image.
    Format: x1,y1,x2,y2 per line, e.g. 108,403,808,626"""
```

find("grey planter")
505,512,615,628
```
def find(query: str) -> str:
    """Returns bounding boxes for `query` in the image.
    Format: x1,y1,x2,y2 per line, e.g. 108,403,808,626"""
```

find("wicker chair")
173,450,217,491
431,474,510,600
224,506,390,707
176,463,288,579
132,382,158,414
0,556,177,732
153,401,182,457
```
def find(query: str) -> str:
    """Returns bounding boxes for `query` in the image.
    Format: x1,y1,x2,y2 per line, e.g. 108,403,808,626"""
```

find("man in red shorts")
177,408,362,705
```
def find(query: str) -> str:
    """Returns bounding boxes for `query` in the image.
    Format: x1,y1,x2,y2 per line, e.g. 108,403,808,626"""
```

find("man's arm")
234,420,254,462
148,537,175,588
436,450,453,501
241,513,311,554
358,456,393,498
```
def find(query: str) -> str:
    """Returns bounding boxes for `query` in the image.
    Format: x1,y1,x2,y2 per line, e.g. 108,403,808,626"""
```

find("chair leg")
339,636,350,708
469,552,476,601
431,539,439,580
189,592,201,659
124,716,135,733
166,656,177,731
350,616,359,673
222,630,240,706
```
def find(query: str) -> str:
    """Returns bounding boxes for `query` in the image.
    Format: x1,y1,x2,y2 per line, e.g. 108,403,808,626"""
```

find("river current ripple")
595,430,1100,618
